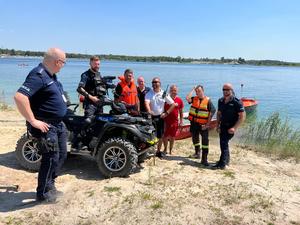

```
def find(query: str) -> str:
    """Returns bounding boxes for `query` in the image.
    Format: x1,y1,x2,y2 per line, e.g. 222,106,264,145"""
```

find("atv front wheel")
97,137,138,178
15,134,41,171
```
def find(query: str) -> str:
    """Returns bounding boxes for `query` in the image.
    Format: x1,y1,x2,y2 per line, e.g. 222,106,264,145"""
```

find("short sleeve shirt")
218,96,244,128
164,96,184,124
17,63,67,119
145,89,174,116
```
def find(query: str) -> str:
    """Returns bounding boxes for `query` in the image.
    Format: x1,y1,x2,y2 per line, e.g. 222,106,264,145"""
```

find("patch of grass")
294,186,300,192
223,170,236,179
241,112,300,162
249,195,274,212
104,186,121,192
0,90,11,111
208,182,255,207
85,189,95,197
150,200,163,210
139,191,152,201
3,216,23,225
123,194,135,204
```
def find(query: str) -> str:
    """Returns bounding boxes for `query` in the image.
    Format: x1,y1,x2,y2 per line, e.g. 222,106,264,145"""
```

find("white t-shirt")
145,89,174,116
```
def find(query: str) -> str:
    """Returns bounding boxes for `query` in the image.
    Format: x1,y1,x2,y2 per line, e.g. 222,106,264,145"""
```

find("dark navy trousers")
29,121,67,198
218,127,234,167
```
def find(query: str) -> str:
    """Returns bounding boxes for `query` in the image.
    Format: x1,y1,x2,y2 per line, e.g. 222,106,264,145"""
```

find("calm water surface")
1,57,300,124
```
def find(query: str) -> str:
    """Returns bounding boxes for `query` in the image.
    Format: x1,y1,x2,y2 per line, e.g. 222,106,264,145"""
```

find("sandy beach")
0,109,299,225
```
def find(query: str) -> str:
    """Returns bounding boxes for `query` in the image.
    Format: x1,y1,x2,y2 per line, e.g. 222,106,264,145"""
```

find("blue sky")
0,0,300,61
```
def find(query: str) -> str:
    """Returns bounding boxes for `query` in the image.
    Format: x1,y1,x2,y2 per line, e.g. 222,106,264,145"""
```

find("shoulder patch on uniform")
36,67,45,74
20,85,30,92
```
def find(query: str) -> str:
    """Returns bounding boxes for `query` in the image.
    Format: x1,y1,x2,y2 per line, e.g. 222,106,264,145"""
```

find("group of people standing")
14,48,245,203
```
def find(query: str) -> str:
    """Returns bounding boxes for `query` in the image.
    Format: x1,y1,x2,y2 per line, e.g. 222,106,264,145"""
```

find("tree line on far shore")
1,48,299,67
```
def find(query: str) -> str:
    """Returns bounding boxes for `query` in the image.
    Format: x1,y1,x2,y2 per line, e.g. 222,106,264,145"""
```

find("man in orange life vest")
186,85,215,166
115,69,139,114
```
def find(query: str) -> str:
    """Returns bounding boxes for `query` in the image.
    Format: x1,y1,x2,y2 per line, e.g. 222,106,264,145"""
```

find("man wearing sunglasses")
145,77,175,158
213,83,245,169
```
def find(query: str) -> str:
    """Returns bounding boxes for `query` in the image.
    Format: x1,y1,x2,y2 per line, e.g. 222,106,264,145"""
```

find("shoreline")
1,55,300,68
0,108,300,224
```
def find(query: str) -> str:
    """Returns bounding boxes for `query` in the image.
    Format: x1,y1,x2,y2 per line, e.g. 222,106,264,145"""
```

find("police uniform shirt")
218,96,245,128
17,63,67,120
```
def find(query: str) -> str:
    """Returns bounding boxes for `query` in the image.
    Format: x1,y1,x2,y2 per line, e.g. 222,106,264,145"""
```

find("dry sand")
0,109,299,225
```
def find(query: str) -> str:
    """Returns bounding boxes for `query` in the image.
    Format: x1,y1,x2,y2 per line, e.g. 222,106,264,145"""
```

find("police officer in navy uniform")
213,83,245,169
14,47,68,202
72,56,102,150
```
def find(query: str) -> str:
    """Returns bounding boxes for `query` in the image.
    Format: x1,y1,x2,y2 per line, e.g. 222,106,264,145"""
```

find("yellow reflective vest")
188,96,210,124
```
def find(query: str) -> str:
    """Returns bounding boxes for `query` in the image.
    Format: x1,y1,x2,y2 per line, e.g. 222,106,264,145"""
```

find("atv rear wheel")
15,134,41,171
96,137,138,178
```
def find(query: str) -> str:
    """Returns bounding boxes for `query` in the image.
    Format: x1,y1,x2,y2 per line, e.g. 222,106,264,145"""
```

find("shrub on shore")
240,112,300,162
0,90,11,111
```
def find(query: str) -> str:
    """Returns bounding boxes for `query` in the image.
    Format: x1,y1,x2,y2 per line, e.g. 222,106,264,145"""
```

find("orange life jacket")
118,76,138,105
188,96,210,124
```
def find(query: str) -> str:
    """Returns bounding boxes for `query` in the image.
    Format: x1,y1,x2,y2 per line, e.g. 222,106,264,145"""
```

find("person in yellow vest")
115,69,139,115
186,85,215,166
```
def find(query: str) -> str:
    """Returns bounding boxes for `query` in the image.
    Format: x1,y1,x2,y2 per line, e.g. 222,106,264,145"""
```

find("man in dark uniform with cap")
213,83,245,169
14,47,68,202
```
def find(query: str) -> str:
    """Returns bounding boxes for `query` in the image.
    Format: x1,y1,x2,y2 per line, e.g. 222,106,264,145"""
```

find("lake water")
1,57,300,124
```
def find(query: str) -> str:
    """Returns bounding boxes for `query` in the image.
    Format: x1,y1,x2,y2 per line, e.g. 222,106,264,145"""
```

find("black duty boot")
200,149,209,166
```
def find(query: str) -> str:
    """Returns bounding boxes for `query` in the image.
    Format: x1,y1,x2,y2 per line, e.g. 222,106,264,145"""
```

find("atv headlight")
147,137,158,145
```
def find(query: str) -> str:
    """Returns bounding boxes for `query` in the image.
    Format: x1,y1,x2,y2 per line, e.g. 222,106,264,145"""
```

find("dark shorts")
152,115,164,138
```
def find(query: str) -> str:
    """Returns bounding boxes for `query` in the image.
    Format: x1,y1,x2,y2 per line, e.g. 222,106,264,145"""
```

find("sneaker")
71,144,80,152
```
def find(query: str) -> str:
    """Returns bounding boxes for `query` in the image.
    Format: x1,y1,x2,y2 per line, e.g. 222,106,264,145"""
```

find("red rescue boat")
175,97,258,140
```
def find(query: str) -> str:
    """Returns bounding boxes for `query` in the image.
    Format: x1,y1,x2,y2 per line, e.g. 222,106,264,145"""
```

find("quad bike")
15,77,157,178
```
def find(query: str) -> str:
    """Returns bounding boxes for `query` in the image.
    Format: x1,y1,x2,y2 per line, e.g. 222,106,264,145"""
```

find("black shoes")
156,151,166,158
200,161,210,167
212,162,226,170
156,151,162,158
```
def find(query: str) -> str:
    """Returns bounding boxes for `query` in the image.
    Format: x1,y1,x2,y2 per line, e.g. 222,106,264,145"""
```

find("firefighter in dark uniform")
213,83,245,169
186,85,215,166
14,47,67,202
73,56,102,149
